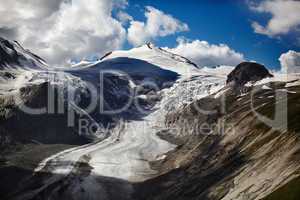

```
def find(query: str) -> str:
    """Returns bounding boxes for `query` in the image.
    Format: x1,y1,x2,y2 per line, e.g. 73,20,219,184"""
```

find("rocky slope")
0,37,47,71
136,72,300,200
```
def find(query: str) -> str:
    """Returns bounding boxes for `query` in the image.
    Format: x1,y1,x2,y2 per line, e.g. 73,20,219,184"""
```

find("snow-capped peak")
101,42,201,76
71,60,94,68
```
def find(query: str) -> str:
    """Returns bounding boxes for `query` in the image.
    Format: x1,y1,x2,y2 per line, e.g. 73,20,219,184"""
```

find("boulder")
227,62,273,87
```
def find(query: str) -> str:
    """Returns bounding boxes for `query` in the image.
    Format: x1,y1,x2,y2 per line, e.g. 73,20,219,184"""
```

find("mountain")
1,37,300,200
0,37,47,71
227,62,273,87
0,39,183,146
138,78,300,200
101,42,200,76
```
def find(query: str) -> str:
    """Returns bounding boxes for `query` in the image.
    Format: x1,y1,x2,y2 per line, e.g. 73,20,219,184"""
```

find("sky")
124,0,299,70
0,0,299,71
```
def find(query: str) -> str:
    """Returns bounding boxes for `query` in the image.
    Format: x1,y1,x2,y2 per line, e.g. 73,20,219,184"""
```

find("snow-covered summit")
101,42,201,76
70,60,94,68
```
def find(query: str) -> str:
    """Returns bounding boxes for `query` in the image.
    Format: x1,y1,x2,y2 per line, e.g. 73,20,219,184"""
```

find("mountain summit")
101,42,200,76
227,62,273,87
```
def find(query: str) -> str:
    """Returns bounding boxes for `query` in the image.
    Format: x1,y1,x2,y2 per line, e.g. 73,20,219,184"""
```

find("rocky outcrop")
227,62,273,87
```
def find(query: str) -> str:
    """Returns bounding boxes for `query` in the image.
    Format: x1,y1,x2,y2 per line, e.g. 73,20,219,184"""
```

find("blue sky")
124,0,300,70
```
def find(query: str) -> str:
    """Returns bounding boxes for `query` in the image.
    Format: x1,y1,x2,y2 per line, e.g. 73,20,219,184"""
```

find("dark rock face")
227,62,273,87
0,37,20,67
0,37,46,70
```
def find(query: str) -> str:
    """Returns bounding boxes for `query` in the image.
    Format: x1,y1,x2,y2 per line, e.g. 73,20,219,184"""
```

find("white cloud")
250,0,300,37
279,50,300,73
117,11,133,25
0,0,127,66
127,6,189,46
164,37,244,67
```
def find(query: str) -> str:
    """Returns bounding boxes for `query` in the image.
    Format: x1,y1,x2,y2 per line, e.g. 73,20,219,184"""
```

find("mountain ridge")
0,37,47,71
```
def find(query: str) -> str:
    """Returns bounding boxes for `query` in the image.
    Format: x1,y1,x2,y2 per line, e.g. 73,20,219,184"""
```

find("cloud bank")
0,1,245,68
0,1,190,65
250,0,300,37
164,37,244,67
127,6,189,46
279,50,300,73
0,0,127,66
